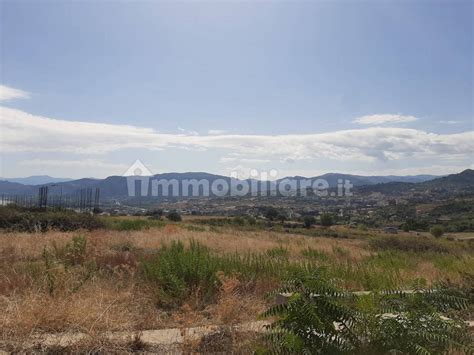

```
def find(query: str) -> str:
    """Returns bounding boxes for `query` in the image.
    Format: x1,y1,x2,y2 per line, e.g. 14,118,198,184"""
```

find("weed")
332,245,350,258
184,224,206,232
141,240,221,306
106,218,164,231
301,247,329,261
369,236,450,253
64,235,88,266
266,246,289,259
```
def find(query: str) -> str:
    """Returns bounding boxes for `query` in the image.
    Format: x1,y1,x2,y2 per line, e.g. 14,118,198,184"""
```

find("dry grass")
0,226,278,343
0,225,370,263
1,223,472,351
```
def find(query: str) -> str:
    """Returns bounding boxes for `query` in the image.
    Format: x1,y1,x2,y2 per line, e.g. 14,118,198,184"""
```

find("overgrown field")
1,213,473,352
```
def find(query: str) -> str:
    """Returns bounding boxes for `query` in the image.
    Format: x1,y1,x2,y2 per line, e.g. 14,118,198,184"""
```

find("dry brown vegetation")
0,226,370,262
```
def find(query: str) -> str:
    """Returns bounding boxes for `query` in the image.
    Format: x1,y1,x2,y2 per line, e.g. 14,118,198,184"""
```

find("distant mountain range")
0,171,451,200
278,173,438,187
0,175,74,185
357,169,474,196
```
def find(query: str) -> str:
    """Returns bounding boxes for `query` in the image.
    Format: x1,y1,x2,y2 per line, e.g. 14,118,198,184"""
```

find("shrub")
111,219,152,231
401,218,429,232
320,213,333,227
245,216,257,225
262,269,359,353
263,272,470,354
141,240,220,306
277,213,286,223
42,235,89,267
40,235,95,295
0,206,104,232
233,216,246,226
264,207,280,221
146,209,163,218
303,215,316,228
166,210,182,222
64,235,88,266
430,225,445,238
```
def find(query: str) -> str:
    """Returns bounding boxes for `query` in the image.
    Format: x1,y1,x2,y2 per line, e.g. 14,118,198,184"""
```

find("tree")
263,272,470,354
147,209,163,220
430,225,444,238
401,218,429,232
264,207,280,221
303,215,316,228
233,216,245,226
277,213,286,224
320,213,333,227
166,210,182,222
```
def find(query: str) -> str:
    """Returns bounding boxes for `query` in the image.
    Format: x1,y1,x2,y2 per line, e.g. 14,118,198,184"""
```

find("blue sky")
1,0,472,178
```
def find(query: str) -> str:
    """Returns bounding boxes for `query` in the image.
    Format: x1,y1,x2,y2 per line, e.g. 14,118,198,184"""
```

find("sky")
0,0,473,179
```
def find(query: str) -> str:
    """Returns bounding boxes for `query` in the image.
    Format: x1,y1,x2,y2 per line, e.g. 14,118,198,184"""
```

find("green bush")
111,219,152,231
146,209,163,218
303,215,316,228
263,272,471,354
233,216,246,226
104,217,165,231
0,206,104,232
264,207,280,221
320,213,334,227
140,240,317,306
166,210,182,222
141,240,221,306
430,225,445,238
401,218,430,232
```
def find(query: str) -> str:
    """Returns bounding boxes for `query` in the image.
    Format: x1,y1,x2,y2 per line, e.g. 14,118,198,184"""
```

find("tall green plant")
262,269,360,354
141,240,220,306
262,271,471,354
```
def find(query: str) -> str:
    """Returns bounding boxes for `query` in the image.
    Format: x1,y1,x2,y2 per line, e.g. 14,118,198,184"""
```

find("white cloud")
355,164,474,176
439,120,461,124
0,85,30,101
1,106,473,166
177,126,198,135
354,114,418,125
219,157,271,164
19,158,128,170
208,129,227,135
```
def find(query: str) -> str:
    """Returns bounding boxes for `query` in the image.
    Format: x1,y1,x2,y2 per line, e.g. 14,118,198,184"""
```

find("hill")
0,175,73,185
0,170,468,201
358,169,474,198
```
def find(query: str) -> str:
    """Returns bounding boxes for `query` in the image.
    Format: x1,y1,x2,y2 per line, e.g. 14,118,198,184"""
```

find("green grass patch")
266,246,289,258
141,240,221,306
103,217,165,231
369,236,450,253
183,224,207,232
301,247,329,261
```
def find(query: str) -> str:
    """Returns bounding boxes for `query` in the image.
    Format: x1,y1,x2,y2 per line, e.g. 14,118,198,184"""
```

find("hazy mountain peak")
0,175,73,185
